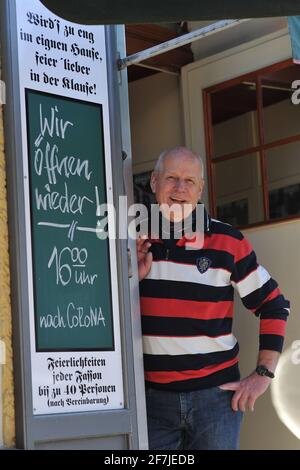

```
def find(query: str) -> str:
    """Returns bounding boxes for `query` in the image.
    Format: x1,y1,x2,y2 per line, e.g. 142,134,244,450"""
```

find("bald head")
150,146,205,221
154,146,204,180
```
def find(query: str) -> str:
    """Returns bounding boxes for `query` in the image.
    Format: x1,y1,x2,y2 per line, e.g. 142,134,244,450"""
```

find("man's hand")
136,235,153,281
219,372,271,412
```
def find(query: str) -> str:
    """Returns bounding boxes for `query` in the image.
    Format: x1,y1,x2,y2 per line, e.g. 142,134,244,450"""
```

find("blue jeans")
146,386,243,450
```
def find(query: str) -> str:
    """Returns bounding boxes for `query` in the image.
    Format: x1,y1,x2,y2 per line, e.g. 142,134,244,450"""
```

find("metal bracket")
118,19,250,70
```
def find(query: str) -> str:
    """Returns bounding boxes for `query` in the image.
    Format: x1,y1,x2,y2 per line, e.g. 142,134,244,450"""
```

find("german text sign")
16,0,124,414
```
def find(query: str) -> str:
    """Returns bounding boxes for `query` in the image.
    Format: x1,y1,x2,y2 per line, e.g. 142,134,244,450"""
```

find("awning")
40,0,300,25
288,16,300,63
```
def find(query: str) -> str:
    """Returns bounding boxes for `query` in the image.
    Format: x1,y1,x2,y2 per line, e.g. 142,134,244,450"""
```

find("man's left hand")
219,372,272,412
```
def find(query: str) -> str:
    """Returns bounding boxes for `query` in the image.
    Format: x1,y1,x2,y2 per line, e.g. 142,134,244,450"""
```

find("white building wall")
235,220,300,449
182,30,300,449
129,72,184,175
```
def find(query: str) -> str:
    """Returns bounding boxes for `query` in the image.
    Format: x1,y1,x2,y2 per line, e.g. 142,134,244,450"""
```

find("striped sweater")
139,207,290,391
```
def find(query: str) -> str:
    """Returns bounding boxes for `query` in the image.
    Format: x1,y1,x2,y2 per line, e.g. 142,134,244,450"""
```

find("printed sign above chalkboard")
26,89,114,352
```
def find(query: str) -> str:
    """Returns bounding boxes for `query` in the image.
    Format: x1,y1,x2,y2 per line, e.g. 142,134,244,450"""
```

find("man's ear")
150,171,157,193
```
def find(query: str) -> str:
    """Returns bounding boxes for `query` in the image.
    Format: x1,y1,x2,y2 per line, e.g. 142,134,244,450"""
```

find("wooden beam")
125,24,193,81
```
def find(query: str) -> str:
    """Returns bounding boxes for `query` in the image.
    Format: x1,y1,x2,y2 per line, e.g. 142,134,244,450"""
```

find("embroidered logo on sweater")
196,256,211,274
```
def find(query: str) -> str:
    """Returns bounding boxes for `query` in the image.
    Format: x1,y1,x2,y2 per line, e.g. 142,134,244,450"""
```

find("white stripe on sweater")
231,265,271,298
146,260,231,287
210,218,231,226
143,333,237,356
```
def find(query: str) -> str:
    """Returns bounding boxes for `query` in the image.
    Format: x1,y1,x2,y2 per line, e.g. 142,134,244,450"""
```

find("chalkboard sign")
26,89,114,352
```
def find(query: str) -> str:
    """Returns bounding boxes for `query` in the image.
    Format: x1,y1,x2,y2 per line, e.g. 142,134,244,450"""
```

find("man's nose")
174,179,186,190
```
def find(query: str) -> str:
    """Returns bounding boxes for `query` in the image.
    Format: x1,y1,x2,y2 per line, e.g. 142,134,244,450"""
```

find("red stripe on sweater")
176,232,204,249
140,297,234,319
145,357,239,384
260,319,286,336
202,233,252,262
252,287,281,313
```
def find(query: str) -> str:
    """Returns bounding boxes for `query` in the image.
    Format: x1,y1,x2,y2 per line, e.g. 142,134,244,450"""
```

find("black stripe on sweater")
140,279,234,302
259,334,284,352
209,221,244,240
151,245,234,270
257,297,290,317
231,252,258,282
259,311,289,321
145,363,240,392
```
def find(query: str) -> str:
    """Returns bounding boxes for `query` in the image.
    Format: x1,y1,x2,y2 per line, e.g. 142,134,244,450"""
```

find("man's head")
150,147,205,222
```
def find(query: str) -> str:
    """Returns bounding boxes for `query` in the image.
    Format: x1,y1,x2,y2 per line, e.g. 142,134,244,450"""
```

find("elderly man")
137,146,290,450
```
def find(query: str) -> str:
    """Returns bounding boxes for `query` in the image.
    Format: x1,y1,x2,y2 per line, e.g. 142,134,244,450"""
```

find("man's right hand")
136,235,153,281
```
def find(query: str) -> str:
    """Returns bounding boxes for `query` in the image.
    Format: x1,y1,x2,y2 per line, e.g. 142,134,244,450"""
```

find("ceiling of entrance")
125,23,193,81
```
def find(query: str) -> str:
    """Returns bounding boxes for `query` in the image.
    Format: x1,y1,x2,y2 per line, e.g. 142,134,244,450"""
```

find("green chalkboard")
25,89,114,352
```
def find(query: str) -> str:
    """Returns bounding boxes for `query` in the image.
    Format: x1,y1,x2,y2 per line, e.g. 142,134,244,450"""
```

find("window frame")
203,58,300,229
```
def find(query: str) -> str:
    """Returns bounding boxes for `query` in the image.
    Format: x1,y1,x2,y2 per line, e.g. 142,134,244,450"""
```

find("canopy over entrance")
40,0,300,25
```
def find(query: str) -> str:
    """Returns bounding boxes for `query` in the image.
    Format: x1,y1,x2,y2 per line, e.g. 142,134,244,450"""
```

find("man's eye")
167,176,175,180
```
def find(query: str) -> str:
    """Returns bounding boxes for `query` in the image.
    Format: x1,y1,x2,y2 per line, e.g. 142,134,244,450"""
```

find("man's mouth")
169,197,187,204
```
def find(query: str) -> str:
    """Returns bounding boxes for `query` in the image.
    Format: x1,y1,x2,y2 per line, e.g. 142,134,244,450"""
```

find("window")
133,171,155,210
203,59,300,228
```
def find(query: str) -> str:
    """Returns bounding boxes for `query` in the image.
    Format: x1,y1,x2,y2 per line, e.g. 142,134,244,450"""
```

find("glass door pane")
215,152,264,226
210,82,259,158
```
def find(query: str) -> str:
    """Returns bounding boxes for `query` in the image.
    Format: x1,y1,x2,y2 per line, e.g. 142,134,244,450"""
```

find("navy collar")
148,204,212,245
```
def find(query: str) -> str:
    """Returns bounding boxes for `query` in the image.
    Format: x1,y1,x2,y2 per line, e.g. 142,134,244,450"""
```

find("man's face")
150,152,205,221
